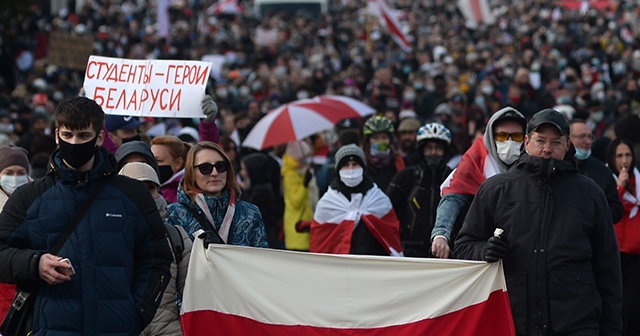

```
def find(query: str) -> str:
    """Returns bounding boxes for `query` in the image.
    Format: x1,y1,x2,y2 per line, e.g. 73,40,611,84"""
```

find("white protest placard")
83,55,211,118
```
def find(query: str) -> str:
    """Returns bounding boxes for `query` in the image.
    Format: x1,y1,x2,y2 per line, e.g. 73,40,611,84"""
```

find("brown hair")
183,141,239,201
150,135,190,169
55,97,104,134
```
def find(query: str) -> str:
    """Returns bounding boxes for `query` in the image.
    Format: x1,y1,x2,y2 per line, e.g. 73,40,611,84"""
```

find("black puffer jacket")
0,148,172,335
454,154,622,336
387,161,452,257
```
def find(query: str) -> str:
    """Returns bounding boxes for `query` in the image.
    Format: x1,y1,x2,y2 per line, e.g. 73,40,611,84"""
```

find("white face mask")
496,140,522,165
339,167,364,188
1,175,29,195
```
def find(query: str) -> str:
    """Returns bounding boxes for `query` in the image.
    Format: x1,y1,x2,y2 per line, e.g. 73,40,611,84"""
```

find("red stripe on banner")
469,0,484,22
182,290,515,336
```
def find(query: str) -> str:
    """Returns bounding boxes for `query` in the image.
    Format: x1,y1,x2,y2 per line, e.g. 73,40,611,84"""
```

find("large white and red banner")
181,239,515,335
83,56,211,118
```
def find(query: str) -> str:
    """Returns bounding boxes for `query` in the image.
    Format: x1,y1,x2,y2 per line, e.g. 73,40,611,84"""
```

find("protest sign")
83,55,211,118
47,32,94,70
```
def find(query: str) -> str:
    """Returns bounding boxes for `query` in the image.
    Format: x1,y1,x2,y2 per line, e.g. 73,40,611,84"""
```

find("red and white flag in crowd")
181,238,515,335
207,0,244,15
310,186,403,255
441,137,501,196
367,0,412,52
457,0,496,28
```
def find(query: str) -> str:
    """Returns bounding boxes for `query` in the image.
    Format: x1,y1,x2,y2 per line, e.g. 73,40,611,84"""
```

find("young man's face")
56,125,104,146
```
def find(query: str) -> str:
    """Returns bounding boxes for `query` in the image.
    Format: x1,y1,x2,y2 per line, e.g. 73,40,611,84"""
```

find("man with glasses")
454,109,622,335
431,107,526,258
570,119,622,223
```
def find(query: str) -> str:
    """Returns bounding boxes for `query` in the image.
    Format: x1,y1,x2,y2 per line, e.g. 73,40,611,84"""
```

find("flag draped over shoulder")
441,137,500,196
181,242,515,335
310,186,402,256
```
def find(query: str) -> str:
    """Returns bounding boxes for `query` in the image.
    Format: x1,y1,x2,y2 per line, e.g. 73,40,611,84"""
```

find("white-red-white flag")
310,186,403,255
181,238,516,335
368,0,412,52
457,0,496,28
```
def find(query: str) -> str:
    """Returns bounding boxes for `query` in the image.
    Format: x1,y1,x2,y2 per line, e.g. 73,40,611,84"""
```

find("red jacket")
615,174,640,254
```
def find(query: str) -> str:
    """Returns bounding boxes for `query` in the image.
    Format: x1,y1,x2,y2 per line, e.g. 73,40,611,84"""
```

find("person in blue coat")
0,96,172,335
165,141,268,247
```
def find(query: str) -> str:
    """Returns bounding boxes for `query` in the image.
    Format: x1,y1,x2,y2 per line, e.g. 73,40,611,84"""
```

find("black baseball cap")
527,109,570,136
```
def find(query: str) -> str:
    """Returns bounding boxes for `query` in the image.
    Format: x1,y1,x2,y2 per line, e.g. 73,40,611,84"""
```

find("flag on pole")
157,0,170,38
367,0,412,52
457,0,496,28
181,238,516,335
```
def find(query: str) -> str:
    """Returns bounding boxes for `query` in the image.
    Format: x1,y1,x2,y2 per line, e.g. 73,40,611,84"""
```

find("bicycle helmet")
362,115,394,137
416,122,452,145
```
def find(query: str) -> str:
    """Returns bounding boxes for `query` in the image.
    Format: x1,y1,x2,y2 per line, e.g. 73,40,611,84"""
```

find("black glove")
484,235,509,263
200,230,225,249
303,168,313,188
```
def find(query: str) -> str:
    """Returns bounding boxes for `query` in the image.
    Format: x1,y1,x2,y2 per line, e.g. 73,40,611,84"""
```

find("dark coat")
0,148,172,336
576,156,623,224
387,161,452,257
454,154,622,336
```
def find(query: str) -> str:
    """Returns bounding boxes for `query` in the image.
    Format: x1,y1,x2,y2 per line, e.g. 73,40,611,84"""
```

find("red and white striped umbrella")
242,95,375,150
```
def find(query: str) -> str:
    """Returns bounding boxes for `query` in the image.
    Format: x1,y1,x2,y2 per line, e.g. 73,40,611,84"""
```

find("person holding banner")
165,141,267,247
454,109,623,335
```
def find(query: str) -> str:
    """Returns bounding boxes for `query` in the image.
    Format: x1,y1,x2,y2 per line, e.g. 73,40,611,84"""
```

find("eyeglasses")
195,161,230,175
495,132,524,142
530,137,566,149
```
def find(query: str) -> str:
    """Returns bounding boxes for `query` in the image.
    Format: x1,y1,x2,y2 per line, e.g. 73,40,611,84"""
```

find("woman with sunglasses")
165,141,268,247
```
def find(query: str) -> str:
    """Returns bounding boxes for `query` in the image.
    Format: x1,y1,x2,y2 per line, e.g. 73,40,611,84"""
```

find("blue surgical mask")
574,147,591,160
1,175,29,195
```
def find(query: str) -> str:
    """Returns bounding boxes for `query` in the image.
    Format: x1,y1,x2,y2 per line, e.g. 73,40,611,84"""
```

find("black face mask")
424,155,443,170
58,136,99,169
121,134,141,144
158,165,174,184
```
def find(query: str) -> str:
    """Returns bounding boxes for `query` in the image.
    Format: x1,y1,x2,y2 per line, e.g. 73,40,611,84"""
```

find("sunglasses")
195,161,230,175
495,132,524,142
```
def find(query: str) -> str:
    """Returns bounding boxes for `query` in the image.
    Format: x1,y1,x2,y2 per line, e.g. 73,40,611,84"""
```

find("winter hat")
118,162,160,186
335,144,365,170
0,145,29,173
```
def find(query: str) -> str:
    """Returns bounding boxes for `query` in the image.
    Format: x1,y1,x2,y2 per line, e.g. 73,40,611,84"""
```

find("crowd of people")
2,0,640,334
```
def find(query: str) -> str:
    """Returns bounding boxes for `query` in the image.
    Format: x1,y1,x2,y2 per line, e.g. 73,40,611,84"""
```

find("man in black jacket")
0,97,172,335
570,119,623,223
454,109,622,335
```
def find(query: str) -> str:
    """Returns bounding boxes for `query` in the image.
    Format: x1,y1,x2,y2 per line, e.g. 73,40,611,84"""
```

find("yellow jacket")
281,154,313,250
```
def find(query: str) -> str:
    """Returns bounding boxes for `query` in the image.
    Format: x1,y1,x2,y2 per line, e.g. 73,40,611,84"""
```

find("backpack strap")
164,223,184,263
179,202,226,244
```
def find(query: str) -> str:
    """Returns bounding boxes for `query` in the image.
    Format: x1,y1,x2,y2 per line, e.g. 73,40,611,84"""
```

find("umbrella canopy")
242,95,375,150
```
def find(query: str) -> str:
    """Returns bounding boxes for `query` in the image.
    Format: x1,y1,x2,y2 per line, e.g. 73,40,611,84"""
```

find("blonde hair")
150,135,190,168
182,141,239,201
